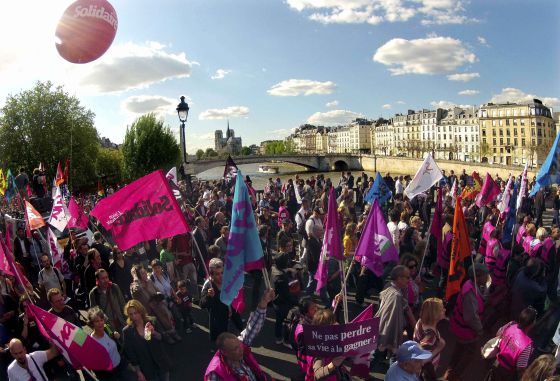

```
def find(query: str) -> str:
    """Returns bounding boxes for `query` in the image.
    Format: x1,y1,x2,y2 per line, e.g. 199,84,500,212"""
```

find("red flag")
67,197,89,230
25,200,46,231
91,170,191,250
0,235,31,290
461,171,482,200
475,173,501,208
55,161,64,186
446,197,473,300
27,304,113,370
63,159,70,184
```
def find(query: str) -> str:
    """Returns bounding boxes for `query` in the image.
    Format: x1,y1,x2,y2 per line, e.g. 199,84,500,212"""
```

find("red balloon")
55,0,118,64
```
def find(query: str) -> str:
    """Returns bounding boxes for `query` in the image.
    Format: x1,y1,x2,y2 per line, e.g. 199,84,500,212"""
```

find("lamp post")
176,96,190,164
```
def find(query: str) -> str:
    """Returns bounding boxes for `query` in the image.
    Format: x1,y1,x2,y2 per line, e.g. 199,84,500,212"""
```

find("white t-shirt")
387,221,399,246
8,351,48,381
91,332,120,368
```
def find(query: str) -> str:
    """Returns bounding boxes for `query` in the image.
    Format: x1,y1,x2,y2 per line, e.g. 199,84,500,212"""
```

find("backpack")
282,306,302,351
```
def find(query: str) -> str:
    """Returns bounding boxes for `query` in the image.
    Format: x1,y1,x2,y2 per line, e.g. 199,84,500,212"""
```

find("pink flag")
67,197,89,230
315,187,343,292
5,223,11,252
350,305,377,378
91,170,191,250
354,200,399,277
27,304,113,371
475,173,501,208
498,176,513,216
0,234,32,291
0,233,14,276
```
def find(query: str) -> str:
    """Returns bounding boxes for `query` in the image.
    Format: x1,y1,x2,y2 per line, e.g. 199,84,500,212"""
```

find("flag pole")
190,232,210,279
261,268,272,290
338,260,349,323
470,255,479,296
418,217,434,275
82,368,100,381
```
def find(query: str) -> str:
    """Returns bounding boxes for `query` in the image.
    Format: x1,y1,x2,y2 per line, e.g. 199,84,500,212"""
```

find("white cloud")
373,36,476,75
199,106,250,120
490,88,560,108
447,72,480,82
382,104,392,109
211,69,231,80
458,89,479,96
286,0,474,25
271,128,297,137
121,95,186,116
396,100,406,104
430,100,471,109
267,79,336,96
76,42,193,94
326,100,339,107
477,36,488,46
307,109,365,125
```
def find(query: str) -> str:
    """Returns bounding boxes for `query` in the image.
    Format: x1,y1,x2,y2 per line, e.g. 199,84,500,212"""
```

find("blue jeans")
305,272,329,304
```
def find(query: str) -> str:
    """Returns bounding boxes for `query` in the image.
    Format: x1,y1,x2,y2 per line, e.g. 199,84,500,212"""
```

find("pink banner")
91,170,191,250
67,197,90,230
475,173,501,208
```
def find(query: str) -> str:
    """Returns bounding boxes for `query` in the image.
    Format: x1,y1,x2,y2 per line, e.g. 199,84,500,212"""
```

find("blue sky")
0,0,558,152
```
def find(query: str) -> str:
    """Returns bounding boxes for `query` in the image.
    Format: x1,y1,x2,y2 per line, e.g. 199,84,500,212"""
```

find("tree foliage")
96,147,123,185
264,140,294,155
195,149,205,160
0,81,99,188
241,146,252,156
121,113,180,181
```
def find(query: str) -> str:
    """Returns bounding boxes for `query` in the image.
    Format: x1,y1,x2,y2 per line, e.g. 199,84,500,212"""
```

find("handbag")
481,336,500,359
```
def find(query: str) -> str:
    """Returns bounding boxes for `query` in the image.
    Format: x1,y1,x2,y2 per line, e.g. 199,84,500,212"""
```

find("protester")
204,289,275,380
89,268,126,333
7,338,58,381
385,340,433,381
413,298,446,381
122,299,172,381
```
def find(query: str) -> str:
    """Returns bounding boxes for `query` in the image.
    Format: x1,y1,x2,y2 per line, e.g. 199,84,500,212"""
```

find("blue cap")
396,341,433,362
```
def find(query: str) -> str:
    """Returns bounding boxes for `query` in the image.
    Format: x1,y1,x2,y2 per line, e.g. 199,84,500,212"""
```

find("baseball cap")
396,341,432,362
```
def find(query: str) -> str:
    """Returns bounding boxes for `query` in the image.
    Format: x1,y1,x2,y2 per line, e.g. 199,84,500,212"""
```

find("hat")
396,341,432,362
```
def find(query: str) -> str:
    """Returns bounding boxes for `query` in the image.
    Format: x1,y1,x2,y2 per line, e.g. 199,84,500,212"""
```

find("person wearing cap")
385,340,432,381
444,263,489,381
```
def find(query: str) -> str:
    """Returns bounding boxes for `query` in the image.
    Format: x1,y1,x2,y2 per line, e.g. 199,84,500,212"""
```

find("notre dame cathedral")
214,121,242,155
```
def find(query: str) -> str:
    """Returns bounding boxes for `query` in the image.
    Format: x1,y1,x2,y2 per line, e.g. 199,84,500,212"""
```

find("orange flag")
25,201,46,231
445,196,472,300
55,161,64,186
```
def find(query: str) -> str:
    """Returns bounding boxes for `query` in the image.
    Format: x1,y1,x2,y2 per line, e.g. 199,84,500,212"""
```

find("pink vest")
516,225,526,245
522,235,533,253
479,222,495,255
485,238,499,271
497,323,532,371
277,207,289,227
533,238,555,267
450,280,484,341
204,343,267,381
492,248,510,287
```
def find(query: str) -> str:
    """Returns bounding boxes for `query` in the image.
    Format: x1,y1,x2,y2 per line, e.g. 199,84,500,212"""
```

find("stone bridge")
185,154,364,175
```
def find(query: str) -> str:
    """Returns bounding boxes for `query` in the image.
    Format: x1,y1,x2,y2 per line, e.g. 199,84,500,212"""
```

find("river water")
196,162,351,191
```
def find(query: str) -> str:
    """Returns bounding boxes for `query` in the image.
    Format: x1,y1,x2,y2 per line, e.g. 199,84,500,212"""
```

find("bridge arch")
332,160,349,171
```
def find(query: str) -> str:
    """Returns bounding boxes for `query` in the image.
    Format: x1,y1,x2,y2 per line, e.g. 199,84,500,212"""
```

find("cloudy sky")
0,0,559,151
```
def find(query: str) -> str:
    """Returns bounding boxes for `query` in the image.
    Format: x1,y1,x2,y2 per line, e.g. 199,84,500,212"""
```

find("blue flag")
220,169,264,308
365,172,392,205
530,130,560,196
502,182,519,244
4,169,18,202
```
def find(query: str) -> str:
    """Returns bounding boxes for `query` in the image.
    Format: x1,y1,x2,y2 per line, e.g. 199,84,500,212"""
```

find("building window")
492,120,496,127
493,138,497,145
513,120,517,126
521,128,525,135
499,130,503,136
506,119,510,126
499,120,503,127
522,138,526,146
493,129,496,136
483,138,487,143
500,138,504,145
493,148,497,153
482,129,486,136
507,138,510,145
514,138,518,145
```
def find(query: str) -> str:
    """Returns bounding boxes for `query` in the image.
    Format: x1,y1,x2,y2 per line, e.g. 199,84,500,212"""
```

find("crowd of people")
1,165,560,381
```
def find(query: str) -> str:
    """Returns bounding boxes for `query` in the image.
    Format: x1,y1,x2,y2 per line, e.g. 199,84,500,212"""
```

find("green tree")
121,113,180,181
241,146,252,156
195,149,205,160
0,81,99,188
96,147,123,185
205,148,218,157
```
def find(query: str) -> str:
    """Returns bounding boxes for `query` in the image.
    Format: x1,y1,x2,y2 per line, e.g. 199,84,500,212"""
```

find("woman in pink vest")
444,264,489,381
204,289,275,381
294,297,318,379
515,215,532,246
485,228,502,274
522,224,536,254
485,306,537,381
277,199,290,228
479,215,497,257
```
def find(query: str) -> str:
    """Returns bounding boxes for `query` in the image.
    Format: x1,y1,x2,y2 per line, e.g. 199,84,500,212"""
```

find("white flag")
517,162,528,210
166,167,178,185
47,227,68,274
498,176,513,214
449,178,458,204
404,153,443,200
294,182,302,204
49,187,69,232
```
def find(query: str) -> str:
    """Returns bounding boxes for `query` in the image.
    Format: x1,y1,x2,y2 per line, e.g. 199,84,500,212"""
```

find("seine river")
196,162,348,191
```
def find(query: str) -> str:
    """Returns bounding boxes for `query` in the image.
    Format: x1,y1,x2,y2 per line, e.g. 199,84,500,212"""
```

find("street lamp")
176,95,190,164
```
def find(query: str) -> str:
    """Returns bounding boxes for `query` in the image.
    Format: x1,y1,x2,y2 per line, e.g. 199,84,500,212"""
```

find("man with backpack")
38,254,66,297
295,199,311,256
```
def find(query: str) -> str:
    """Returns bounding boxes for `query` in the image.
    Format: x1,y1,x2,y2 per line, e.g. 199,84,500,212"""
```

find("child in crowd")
175,280,194,333
413,298,446,381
